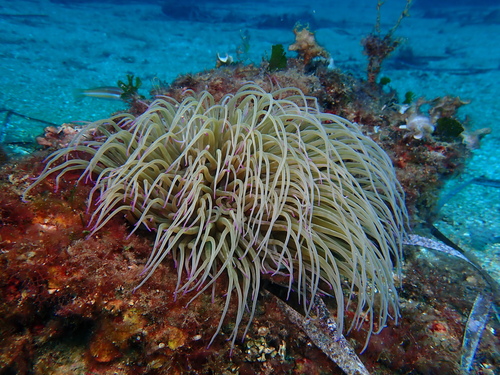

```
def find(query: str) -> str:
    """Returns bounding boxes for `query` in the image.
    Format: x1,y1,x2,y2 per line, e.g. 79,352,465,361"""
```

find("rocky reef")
1,22,497,375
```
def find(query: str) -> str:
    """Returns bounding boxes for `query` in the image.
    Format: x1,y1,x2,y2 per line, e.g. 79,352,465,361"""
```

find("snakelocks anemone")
24,84,408,348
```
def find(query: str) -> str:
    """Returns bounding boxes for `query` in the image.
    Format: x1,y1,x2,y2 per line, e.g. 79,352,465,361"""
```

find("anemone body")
25,84,408,347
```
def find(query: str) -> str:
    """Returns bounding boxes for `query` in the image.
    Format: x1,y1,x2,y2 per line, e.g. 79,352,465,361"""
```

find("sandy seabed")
0,0,498,372
4,0,497,282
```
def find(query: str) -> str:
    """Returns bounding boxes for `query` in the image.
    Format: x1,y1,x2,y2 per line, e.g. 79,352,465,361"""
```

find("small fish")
74,86,124,101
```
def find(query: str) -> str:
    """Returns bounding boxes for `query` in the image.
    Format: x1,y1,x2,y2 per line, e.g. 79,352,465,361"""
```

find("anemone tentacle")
24,84,408,348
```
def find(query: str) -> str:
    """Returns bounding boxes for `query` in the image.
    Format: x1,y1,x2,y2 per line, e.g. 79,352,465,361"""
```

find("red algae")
0,154,498,374
0,24,497,375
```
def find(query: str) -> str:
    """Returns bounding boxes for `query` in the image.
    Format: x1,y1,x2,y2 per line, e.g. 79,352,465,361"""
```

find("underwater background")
0,0,499,374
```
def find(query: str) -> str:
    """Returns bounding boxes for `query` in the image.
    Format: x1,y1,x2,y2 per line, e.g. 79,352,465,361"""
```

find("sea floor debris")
1,12,498,373
1,156,499,374
273,292,370,375
405,233,500,374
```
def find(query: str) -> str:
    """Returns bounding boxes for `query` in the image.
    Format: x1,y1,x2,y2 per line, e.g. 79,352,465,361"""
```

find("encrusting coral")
24,84,408,350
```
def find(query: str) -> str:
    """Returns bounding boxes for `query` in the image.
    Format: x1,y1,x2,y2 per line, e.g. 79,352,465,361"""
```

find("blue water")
0,0,498,371
0,1,498,252
1,0,498,266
